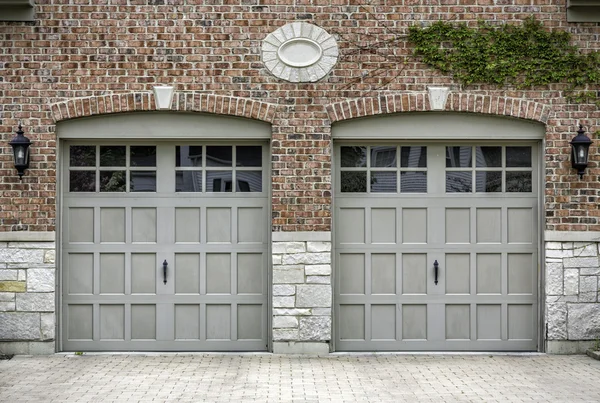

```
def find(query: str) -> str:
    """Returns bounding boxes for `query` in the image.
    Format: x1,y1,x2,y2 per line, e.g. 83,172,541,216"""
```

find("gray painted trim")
0,232,55,242
544,231,600,242
57,112,272,140
0,0,34,21
272,231,332,242
332,112,545,140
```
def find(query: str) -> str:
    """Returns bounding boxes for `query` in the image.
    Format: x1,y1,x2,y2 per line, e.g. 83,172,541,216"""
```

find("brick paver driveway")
1,353,600,402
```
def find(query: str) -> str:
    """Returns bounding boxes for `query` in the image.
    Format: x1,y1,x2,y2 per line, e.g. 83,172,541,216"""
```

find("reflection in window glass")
69,171,95,192
130,171,156,192
370,171,396,193
206,171,233,192
237,171,262,192
176,146,203,167
370,146,396,167
130,146,156,167
401,171,427,193
476,171,502,192
341,171,367,192
236,146,262,167
401,146,427,168
175,171,202,192
446,146,472,168
100,171,126,192
506,171,532,192
475,146,501,167
341,146,367,168
206,146,232,167
100,146,126,167
70,146,96,167
506,147,531,167
446,171,472,192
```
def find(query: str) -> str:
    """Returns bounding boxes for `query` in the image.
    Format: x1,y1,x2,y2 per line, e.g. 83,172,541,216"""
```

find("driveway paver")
1,353,600,402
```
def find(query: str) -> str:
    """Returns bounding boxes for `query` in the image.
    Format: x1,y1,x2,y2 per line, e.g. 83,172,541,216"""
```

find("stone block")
564,269,579,295
18,270,27,281
273,267,304,284
273,285,295,296
581,267,600,275
545,249,573,259
564,257,599,268
0,249,44,264
16,293,55,312
567,303,600,340
273,329,299,341
9,242,54,250
0,270,18,281
29,341,55,355
272,308,311,316
546,302,567,340
305,265,331,275
282,253,331,265
272,254,282,265
579,276,598,303
311,308,331,316
273,341,329,354
307,242,331,253
272,242,305,254
0,281,26,292
273,296,295,308
0,301,15,311
546,242,563,250
0,292,14,301
0,312,41,340
44,250,56,264
299,316,331,341
573,243,599,257
41,313,55,340
27,269,55,292
273,316,298,328
296,285,331,308
546,263,563,295
306,276,330,284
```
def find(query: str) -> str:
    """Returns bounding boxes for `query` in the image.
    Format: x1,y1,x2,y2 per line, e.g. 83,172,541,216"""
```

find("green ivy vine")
408,18,600,104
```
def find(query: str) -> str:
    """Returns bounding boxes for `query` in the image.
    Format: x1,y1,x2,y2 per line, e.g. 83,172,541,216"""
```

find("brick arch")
50,92,279,123
325,93,551,124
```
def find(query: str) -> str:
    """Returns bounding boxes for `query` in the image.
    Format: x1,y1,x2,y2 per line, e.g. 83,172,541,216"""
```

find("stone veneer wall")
546,232,600,353
0,233,56,355
271,232,332,354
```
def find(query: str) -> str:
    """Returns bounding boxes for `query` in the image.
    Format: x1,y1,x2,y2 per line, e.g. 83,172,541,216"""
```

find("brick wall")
0,0,598,232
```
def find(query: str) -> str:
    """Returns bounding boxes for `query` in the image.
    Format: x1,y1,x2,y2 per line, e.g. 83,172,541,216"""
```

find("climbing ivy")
408,18,600,104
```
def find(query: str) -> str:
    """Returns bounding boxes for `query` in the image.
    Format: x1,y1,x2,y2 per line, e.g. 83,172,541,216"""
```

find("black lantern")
9,123,31,180
570,124,593,179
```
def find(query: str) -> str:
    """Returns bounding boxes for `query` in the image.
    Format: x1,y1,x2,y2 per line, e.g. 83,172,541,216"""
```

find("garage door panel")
335,142,539,351
62,142,268,352
402,209,427,244
132,208,157,243
206,207,232,243
100,208,126,243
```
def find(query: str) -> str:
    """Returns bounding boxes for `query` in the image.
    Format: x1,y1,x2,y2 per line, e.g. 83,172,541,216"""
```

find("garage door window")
176,145,262,193
446,146,532,193
340,145,427,193
69,145,157,192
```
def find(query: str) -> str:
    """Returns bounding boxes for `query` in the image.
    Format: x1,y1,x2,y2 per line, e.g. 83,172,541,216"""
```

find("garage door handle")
162,260,168,285
434,260,439,285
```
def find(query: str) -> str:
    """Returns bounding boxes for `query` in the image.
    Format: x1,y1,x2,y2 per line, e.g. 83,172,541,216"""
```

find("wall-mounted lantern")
570,125,593,179
9,123,31,180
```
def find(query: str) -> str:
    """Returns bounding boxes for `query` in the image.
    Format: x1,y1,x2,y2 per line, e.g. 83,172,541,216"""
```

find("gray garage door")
61,142,269,351
334,143,539,351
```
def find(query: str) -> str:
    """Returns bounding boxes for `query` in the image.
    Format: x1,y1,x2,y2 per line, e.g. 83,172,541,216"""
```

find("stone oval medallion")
262,22,339,83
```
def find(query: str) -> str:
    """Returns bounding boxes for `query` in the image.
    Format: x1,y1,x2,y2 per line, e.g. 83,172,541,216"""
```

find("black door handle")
163,260,168,284
434,260,439,285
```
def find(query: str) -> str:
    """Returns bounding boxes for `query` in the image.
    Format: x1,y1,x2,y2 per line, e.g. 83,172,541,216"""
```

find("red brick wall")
1,0,598,232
